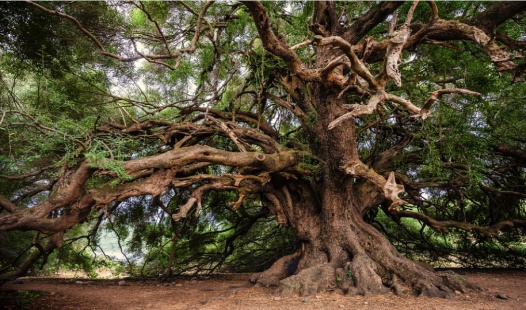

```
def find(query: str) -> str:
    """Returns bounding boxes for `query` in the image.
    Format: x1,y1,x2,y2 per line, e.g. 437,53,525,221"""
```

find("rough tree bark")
245,0,522,297
1,0,526,297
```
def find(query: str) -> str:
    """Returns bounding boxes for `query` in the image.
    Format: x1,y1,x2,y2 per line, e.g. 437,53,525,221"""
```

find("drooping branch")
0,232,64,283
4,109,86,148
0,164,55,180
267,93,306,124
496,33,526,51
135,1,173,55
480,184,526,199
11,180,56,205
373,134,414,171
0,135,303,233
392,209,526,236
274,73,315,119
263,192,288,225
170,173,269,221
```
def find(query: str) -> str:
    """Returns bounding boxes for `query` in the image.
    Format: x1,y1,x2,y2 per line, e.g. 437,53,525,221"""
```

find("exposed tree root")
249,251,301,287
344,253,389,296
251,251,481,298
277,264,337,297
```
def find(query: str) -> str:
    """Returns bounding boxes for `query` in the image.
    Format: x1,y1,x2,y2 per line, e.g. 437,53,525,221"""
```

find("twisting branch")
320,55,350,82
242,1,319,82
423,19,518,74
170,173,268,221
1,143,303,232
172,197,199,222
136,1,172,54
313,35,380,90
181,107,277,138
404,0,420,26
385,88,481,119
405,1,439,50
328,92,385,130
291,39,313,51
26,0,214,68
207,116,247,152
379,0,420,87
353,3,526,78
420,89,481,119
384,93,421,115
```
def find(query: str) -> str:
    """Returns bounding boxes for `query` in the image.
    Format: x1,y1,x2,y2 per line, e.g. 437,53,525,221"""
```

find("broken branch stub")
384,172,407,211
171,197,198,221
328,92,384,130
343,161,407,211
385,25,411,87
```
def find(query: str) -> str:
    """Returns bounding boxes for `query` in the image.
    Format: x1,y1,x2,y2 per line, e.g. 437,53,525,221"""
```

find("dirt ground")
1,269,525,310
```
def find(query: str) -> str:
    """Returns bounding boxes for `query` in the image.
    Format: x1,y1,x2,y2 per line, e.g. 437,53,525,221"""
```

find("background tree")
1,0,525,298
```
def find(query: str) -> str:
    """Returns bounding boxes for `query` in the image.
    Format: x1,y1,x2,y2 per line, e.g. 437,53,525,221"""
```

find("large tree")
1,0,526,298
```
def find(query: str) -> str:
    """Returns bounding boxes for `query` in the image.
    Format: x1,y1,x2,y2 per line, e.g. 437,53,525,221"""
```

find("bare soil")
1,269,525,310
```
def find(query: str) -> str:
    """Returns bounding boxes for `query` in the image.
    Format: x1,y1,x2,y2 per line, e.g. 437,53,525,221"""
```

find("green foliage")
0,290,42,308
1,1,525,279
360,22,526,269
373,209,526,268
0,231,34,270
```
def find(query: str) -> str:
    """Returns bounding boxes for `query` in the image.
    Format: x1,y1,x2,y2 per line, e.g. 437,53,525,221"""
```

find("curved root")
277,264,336,297
251,251,481,298
250,251,301,287
345,253,389,296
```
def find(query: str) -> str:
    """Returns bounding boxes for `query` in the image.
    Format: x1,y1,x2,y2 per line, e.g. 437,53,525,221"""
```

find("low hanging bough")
1,0,526,298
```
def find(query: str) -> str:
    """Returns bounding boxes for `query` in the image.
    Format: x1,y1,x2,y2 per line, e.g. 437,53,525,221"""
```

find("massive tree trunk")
249,6,480,296
250,94,478,298
252,162,479,297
